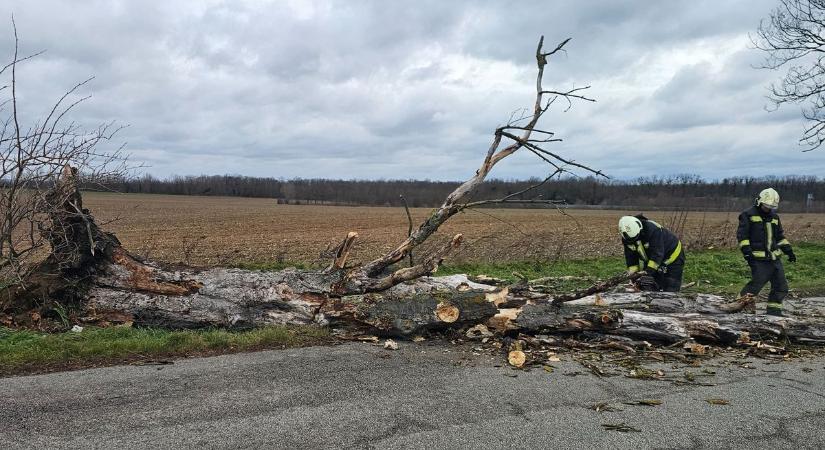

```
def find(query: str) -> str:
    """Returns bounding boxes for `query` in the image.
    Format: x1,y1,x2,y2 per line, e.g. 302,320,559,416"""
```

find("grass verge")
0,325,332,377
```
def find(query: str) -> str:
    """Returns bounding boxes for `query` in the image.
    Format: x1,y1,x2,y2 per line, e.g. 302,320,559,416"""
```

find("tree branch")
353,36,599,281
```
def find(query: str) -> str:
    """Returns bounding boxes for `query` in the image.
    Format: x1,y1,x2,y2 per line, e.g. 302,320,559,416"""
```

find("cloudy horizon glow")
2,0,824,182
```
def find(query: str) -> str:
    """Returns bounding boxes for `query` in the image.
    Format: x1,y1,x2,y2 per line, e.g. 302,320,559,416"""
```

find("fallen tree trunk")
9,215,825,344
6,175,824,343
2,36,598,334
83,265,825,343
0,167,505,336
6,178,825,343
87,262,499,336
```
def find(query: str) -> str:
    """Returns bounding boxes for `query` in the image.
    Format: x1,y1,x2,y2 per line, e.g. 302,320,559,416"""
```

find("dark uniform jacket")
622,216,684,273
737,206,791,261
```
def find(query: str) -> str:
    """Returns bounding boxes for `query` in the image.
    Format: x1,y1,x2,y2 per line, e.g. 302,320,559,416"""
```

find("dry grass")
83,192,825,266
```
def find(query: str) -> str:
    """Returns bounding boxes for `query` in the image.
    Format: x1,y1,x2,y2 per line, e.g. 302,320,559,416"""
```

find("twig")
551,272,642,305
460,171,562,209
399,194,414,266
352,36,600,284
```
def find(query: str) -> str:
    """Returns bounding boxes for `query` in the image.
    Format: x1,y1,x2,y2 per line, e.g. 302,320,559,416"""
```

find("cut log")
507,339,528,368
508,350,527,368
513,303,825,344
320,290,497,337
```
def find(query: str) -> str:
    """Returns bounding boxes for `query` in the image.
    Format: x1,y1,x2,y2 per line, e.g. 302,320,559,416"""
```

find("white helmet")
618,216,643,240
757,188,780,209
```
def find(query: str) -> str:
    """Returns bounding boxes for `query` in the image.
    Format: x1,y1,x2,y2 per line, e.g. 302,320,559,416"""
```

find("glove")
630,271,644,289
786,248,797,263
741,246,754,266
637,274,659,291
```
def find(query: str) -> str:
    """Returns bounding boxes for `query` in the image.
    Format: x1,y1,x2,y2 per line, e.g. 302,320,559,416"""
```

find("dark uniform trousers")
741,259,788,303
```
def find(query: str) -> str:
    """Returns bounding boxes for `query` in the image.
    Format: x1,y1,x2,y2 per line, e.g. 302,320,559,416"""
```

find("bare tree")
346,36,603,291
0,22,130,284
754,0,825,150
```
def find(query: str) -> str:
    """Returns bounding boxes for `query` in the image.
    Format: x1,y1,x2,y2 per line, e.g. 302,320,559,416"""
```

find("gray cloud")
1,0,823,181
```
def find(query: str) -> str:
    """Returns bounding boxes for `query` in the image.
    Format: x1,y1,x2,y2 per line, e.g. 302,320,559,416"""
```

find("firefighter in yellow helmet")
737,188,796,316
618,214,685,292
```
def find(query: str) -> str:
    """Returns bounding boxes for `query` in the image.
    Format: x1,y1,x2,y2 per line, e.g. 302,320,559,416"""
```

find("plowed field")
84,193,825,266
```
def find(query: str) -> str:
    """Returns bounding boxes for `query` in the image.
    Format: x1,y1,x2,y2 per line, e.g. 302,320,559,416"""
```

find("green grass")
440,241,825,296
0,325,331,376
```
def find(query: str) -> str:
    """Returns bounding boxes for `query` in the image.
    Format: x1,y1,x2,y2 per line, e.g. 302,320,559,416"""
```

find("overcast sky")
2,0,824,181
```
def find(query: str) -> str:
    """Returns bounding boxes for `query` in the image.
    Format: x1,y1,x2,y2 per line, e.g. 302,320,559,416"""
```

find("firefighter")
618,215,685,292
737,188,796,316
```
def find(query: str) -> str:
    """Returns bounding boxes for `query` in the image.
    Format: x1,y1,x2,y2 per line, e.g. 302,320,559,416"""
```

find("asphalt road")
2,341,825,449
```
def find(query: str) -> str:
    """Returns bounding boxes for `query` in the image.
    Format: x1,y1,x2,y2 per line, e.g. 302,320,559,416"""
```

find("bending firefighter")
737,188,796,316
619,215,685,292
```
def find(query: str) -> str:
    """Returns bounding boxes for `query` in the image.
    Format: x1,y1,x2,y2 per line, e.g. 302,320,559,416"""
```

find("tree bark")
513,303,825,344
85,262,499,336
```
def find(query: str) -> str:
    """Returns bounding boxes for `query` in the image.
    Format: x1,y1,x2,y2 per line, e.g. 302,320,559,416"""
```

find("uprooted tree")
3,35,825,348
0,23,130,287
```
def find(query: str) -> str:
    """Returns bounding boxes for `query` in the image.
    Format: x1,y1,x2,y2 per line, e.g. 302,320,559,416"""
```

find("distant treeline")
96,174,825,212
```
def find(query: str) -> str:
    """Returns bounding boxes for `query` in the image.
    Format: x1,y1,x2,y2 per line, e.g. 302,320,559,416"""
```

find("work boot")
765,306,783,317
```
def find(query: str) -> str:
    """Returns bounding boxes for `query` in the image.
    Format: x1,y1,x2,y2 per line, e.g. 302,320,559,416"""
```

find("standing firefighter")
619,215,685,292
738,188,796,316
